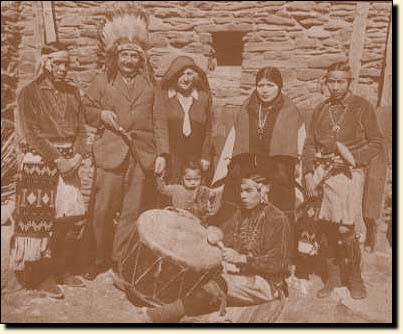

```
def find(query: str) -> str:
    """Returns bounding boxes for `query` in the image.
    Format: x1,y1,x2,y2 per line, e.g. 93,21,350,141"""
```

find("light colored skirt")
314,166,366,240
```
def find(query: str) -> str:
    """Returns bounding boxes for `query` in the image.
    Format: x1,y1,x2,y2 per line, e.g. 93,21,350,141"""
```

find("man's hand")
328,153,344,164
101,110,119,131
154,156,166,176
222,247,247,264
200,159,210,172
55,157,75,174
70,153,82,169
55,154,82,174
304,173,318,198
206,226,224,246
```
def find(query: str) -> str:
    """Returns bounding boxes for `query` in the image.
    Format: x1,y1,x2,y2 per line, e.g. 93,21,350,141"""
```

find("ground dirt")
1,220,392,324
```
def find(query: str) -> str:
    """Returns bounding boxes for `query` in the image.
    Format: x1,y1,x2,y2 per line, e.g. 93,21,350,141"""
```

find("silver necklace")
328,104,346,133
257,104,269,139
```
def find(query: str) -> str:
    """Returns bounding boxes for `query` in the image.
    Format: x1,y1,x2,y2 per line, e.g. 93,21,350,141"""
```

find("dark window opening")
212,31,245,66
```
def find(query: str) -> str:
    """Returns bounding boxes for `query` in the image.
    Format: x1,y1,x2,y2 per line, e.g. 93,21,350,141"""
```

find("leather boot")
145,300,185,323
347,241,367,300
364,217,376,252
317,258,341,298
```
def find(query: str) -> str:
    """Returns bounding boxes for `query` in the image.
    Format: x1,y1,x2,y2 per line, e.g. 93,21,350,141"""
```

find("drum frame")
120,238,216,307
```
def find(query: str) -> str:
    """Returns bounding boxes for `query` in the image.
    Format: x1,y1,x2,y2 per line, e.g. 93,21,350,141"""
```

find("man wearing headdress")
82,3,157,280
11,42,89,298
302,62,384,299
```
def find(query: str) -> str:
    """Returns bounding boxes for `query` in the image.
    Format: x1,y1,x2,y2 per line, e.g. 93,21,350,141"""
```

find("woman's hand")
154,156,166,176
222,247,247,264
200,159,210,172
304,173,318,198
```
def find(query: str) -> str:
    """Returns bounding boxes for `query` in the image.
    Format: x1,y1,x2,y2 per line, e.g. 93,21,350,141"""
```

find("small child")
156,161,216,221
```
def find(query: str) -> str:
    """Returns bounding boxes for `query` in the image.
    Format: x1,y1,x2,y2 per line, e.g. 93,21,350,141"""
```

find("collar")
38,76,56,90
112,71,140,86
121,75,135,86
168,88,199,100
241,203,266,218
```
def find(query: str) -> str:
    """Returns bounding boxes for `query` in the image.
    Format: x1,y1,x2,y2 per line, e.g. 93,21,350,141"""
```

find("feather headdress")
100,2,149,53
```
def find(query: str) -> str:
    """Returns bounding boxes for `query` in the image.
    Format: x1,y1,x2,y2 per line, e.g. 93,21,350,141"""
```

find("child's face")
183,169,202,189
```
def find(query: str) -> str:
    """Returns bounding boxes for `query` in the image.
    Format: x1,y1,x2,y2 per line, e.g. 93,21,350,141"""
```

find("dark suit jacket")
84,72,156,171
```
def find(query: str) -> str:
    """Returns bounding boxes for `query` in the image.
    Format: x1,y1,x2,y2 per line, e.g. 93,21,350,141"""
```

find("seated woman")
140,154,290,323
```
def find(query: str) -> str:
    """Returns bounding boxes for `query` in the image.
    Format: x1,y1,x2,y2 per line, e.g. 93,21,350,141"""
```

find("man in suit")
82,4,158,279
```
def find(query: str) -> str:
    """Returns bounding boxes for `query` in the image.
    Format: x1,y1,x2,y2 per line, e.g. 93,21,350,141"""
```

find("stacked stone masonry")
1,1,22,120
3,1,392,151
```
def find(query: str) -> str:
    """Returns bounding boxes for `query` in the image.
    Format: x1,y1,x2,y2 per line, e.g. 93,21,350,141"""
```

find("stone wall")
357,1,391,106
5,1,392,152
1,1,22,120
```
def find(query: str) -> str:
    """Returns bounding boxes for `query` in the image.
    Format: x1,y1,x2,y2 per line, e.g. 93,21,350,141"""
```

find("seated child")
156,161,216,221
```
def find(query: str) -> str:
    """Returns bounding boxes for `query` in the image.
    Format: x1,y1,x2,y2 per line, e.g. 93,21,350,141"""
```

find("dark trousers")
85,155,145,269
318,221,363,286
266,156,297,265
52,219,86,277
19,220,84,287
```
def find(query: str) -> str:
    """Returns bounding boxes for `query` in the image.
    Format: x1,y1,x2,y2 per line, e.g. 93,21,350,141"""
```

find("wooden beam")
379,14,392,108
32,1,45,49
42,1,57,44
349,2,370,94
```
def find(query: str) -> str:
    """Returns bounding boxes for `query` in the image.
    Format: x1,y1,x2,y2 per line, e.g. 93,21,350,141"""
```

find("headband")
241,178,264,188
117,43,143,53
34,51,69,80
326,70,353,80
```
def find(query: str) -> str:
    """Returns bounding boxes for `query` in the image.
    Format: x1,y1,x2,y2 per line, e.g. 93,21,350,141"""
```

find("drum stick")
217,241,225,250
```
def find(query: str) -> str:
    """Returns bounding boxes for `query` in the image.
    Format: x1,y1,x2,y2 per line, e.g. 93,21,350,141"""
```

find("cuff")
238,255,253,274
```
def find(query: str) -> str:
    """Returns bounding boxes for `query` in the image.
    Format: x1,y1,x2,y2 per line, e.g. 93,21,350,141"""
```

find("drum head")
137,209,222,271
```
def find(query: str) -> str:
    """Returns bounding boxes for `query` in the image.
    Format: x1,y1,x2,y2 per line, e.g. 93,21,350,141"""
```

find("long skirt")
10,144,84,271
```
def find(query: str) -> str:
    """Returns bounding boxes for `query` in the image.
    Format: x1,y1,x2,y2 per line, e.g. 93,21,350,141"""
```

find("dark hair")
182,160,202,175
256,66,283,90
241,174,267,185
326,61,351,74
41,42,69,55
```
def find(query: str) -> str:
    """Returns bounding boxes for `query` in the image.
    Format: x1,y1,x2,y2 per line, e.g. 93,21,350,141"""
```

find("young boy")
156,161,215,221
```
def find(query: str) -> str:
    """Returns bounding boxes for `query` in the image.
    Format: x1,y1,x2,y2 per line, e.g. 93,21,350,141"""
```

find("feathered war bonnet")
99,2,154,83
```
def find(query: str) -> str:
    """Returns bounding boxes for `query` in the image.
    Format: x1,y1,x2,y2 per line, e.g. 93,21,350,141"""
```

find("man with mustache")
82,4,157,280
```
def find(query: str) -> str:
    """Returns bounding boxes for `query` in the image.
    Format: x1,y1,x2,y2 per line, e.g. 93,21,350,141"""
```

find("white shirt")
168,88,199,137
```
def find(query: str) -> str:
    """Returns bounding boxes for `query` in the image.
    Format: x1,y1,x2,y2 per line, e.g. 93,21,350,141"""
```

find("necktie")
183,109,191,137
177,93,193,137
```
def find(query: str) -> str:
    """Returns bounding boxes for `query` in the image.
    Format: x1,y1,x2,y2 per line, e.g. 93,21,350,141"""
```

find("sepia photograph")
0,0,394,326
